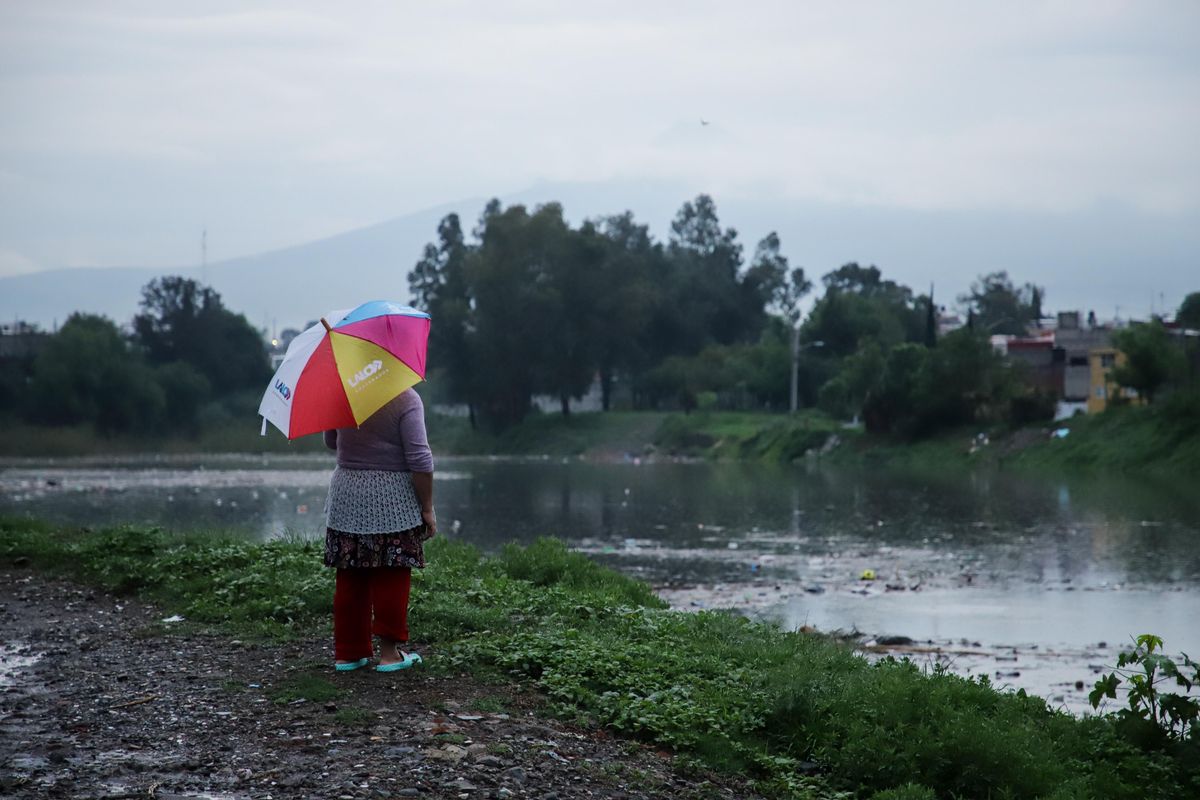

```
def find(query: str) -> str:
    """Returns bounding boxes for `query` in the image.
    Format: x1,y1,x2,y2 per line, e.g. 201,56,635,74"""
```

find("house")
1087,347,1140,414
1052,312,1113,402
992,334,1061,396
0,322,48,361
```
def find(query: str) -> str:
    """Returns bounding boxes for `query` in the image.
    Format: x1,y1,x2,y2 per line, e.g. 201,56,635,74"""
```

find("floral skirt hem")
324,526,428,569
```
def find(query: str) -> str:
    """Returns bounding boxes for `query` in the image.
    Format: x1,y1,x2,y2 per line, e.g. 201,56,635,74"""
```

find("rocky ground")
0,569,763,800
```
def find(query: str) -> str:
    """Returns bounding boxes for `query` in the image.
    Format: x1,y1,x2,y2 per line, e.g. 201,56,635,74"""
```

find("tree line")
409,195,811,428
412,194,1171,435
3,195,1194,441
0,277,270,434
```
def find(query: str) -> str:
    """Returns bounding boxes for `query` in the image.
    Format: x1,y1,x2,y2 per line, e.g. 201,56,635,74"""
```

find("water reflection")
1,455,1197,589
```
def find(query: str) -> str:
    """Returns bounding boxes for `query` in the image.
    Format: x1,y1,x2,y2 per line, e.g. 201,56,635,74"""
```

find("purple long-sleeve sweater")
323,389,434,473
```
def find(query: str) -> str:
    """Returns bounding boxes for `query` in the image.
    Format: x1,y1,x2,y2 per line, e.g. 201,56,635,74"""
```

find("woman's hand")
421,508,437,539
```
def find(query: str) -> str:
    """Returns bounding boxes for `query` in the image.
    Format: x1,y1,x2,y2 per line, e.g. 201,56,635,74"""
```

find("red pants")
333,567,411,662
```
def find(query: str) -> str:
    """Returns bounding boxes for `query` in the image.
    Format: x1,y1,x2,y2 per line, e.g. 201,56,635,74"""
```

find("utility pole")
790,334,824,414
201,227,208,286
790,324,800,414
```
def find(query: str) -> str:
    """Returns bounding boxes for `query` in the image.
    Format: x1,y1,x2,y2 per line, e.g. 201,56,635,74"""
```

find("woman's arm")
323,430,338,450
411,471,436,536
399,391,436,535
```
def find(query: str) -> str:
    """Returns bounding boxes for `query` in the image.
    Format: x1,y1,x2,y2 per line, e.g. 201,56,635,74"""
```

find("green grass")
6,393,1197,480
0,421,329,457
653,411,842,461
333,707,377,726
269,674,340,705
824,392,1200,478
428,410,667,456
2,517,1197,798
469,696,509,714
1008,393,1200,475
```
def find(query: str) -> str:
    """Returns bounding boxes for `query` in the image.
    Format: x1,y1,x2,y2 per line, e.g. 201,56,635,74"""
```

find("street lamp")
790,331,824,413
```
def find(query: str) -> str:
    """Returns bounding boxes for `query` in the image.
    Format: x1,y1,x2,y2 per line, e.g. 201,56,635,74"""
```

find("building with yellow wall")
1087,347,1141,413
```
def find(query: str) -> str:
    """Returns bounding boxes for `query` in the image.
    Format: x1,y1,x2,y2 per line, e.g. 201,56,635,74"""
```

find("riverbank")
2,518,1195,799
825,398,1200,476
0,567,759,800
2,398,1196,473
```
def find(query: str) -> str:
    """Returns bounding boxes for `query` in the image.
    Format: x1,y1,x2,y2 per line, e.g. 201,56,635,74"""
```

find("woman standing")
323,388,436,672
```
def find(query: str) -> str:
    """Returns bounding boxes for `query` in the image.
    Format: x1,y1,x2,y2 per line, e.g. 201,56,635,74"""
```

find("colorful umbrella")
258,301,430,439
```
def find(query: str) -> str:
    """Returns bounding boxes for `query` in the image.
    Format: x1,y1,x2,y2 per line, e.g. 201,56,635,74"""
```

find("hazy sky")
1,1,1197,308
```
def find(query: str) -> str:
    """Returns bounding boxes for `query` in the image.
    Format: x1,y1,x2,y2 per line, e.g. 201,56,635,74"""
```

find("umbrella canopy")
258,301,430,439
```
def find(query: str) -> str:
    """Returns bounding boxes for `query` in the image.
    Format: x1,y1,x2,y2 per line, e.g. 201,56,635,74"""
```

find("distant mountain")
2,180,1196,330
0,198,482,331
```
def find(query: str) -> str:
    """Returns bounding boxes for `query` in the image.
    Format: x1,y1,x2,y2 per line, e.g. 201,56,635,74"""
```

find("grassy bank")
1006,394,1200,474
0,421,330,458
427,410,668,457
3,397,1197,478
2,518,1195,799
826,394,1200,476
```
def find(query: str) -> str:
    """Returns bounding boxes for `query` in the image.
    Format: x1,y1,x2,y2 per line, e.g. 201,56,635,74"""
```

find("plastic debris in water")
860,569,877,581
296,504,308,514
161,615,185,624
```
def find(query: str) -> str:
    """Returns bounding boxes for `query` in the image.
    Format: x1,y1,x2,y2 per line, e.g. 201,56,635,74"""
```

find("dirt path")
0,569,761,800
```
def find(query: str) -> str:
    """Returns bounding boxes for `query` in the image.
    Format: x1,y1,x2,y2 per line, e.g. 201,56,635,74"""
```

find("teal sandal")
376,652,422,673
334,657,370,672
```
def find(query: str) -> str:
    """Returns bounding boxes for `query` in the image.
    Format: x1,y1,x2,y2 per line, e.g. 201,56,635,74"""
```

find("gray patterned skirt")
323,467,431,569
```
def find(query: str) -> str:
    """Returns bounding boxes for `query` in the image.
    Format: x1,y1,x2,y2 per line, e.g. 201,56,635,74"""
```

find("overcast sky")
1,1,1197,309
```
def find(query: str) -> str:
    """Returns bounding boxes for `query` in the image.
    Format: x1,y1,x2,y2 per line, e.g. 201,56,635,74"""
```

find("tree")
29,313,165,433
819,341,886,419
593,212,663,410
1178,292,1200,329
1111,321,1186,404
664,195,765,348
154,361,212,432
132,276,269,395
801,263,922,358
960,272,1043,336
410,213,477,425
530,205,605,416
461,201,594,428
861,343,929,434
744,232,811,327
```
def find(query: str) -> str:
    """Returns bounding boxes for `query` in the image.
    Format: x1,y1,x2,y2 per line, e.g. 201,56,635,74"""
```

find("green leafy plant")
1090,634,1200,743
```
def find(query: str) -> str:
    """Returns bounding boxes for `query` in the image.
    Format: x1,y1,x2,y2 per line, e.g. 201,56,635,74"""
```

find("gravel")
0,569,762,799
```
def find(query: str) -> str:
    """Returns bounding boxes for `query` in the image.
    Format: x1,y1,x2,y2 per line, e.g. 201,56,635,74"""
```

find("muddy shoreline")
0,569,761,800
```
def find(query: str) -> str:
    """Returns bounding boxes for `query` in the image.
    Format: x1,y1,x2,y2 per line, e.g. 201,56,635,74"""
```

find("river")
3,453,1197,714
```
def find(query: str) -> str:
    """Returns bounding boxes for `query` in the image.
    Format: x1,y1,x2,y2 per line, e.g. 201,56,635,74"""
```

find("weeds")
333,707,376,726
1091,634,1200,745
469,696,508,714
269,674,339,705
